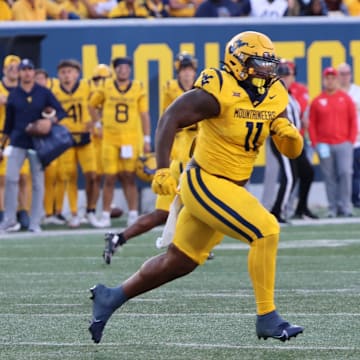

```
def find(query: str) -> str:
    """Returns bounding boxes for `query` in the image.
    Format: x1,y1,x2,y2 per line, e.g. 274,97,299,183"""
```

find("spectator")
0,59,66,233
245,0,290,17
309,67,357,217
61,0,99,18
168,0,203,17
143,0,170,17
0,0,12,20
324,0,349,15
298,0,328,15
11,0,69,20
90,0,117,17
195,0,244,17
108,0,149,18
337,62,360,207
287,0,300,15
344,0,360,15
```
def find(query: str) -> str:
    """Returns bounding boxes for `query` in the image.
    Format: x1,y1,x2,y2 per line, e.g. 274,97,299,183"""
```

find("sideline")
0,216,359,240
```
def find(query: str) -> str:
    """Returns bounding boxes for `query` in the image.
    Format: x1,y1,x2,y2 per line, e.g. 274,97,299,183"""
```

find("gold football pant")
173,167,280,315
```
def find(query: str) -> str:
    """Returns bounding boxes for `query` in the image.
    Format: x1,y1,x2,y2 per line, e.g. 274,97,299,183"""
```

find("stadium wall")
1,18,359,212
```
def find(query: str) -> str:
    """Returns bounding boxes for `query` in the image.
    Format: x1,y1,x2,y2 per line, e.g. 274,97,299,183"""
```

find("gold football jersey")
0,81,12,132
52,79,92,133
89,79,148,145
193,68,288,181
46,77,59,90
162,79,197,163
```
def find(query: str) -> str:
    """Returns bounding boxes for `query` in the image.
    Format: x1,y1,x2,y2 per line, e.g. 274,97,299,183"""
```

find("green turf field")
0,222,359,360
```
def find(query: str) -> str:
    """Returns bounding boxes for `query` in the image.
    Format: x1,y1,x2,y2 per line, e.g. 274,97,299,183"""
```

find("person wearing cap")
0,55,33,230
309,66,358,218
88,56,151,228
51,59,101,228
0,58,66,233
337,62,360,208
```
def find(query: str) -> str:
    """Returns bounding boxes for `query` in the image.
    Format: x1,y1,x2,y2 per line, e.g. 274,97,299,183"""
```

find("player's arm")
47,89,67,122
270,109,303,159
155,88,219,169
140,111,151,153
88,90,105,124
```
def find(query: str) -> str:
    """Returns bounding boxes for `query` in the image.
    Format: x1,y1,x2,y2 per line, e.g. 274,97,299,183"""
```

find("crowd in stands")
0,0,359,21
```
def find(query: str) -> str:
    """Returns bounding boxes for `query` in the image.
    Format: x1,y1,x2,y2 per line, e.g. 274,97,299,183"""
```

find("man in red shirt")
309,67,357,217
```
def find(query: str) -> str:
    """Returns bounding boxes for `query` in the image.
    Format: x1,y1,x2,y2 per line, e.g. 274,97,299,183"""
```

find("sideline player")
89,31,304,343
89,64,114,217
88,57,151,228
101,52,203,264
52,59,99,227
35,68,66,225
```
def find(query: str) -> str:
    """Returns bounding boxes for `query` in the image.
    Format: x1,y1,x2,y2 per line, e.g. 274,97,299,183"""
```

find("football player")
52,59,99,227
0,55,30,229
89,31,304,343
89,64,114,216
88,56,151,228
100,52,211,264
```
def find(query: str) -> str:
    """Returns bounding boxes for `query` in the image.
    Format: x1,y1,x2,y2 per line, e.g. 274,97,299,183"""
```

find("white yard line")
0,340,357,351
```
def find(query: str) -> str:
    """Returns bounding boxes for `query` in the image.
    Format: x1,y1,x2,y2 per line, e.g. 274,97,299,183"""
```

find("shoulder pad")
194,68,224,94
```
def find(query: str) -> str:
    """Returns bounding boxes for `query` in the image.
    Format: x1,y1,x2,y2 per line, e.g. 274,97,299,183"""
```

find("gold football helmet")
135,152,157,183
224,31,279,85
174,52,198,72
92,64,112,80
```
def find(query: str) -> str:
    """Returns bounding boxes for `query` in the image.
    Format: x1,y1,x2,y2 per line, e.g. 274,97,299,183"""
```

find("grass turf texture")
0,223,359,359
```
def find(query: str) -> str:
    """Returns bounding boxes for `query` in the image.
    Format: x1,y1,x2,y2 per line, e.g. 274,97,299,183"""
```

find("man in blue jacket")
0,58,66,233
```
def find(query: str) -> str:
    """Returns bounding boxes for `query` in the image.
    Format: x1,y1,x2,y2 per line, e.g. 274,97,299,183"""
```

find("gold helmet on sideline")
223,31,279,86
174,52,198,72
135,153,157,183
92,64,112,80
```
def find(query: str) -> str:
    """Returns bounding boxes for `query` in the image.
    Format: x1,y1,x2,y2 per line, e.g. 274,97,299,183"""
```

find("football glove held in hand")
151,168,177,196
270,117,299,139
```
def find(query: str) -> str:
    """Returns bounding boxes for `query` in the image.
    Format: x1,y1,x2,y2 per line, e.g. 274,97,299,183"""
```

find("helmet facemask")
245,55,279,94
